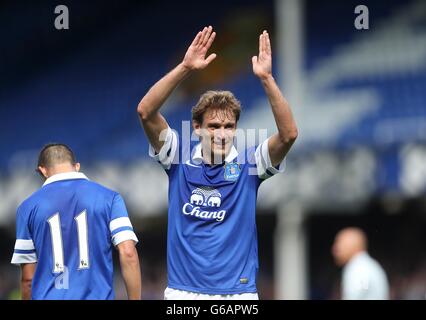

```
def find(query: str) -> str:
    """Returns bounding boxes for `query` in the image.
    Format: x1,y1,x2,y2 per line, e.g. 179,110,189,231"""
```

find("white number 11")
47,210,90,273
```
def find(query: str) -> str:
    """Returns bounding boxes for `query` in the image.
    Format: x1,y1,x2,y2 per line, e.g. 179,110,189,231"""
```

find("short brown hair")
37,143,76,169
192,90,241,124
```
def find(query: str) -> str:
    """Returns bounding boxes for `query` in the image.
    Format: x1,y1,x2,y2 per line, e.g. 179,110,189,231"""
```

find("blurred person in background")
332,227,389,300
10,143,141,300
137,26,298,299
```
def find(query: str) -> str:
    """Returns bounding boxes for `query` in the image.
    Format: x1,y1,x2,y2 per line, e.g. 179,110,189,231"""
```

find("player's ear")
37,166,48,179
192,120,201,136
74,163,81,172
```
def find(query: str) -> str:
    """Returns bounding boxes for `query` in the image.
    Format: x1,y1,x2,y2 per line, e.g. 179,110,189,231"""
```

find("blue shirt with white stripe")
149,128,285,295
11,172,138,300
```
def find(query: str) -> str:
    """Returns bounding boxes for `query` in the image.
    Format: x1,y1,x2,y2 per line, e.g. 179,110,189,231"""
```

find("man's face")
331,233,352,267
194,108,237,164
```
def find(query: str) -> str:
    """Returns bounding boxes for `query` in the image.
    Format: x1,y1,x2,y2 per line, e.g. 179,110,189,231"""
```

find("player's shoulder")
236,145,258,166
245,145,258,157
80,179,120,199
17,187,45,215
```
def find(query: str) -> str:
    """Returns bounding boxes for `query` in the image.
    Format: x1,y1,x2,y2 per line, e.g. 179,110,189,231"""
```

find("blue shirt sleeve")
11,204,37,265
148,127,179,171
109,193,139,246
253,138,286,182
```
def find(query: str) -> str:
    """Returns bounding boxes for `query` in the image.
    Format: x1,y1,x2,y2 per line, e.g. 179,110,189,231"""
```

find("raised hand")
252,30,272,80
182,26,217,71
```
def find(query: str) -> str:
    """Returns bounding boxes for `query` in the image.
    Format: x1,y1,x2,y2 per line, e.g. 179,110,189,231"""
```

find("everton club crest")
224,162,241,181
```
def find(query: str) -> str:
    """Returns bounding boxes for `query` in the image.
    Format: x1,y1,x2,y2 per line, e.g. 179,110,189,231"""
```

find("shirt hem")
168,283,258,295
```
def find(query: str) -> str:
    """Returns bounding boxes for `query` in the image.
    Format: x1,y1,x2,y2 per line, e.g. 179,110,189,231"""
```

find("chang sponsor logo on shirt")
182,187,226,222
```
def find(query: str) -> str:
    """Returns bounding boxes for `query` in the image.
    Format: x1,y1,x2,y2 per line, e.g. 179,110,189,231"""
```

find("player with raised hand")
11,144,141,300
137,27,298,299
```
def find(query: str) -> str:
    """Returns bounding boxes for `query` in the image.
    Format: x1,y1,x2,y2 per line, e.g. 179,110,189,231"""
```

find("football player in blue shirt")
137,26,298,299
11,144,141,300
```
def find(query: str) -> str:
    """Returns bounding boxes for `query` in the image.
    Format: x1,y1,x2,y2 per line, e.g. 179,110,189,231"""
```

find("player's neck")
46,165,78,178
201,149,226,166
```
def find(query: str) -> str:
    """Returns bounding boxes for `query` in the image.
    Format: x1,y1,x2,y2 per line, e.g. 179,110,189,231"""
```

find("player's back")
18,176,120,299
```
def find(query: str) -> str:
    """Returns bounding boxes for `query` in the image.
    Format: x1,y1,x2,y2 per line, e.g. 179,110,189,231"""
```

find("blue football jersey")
149,127,285,295
11,172,138,300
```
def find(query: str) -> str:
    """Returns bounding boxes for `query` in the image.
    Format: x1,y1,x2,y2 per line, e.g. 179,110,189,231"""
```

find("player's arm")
137,26,217,153
11,205,38,300
20,263,36,300
252,31,298,167
117,240,141,300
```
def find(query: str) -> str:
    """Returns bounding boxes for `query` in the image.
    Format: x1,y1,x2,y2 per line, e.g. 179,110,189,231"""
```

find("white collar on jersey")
192,143,239,164
348,251,369,264
42,172,89,187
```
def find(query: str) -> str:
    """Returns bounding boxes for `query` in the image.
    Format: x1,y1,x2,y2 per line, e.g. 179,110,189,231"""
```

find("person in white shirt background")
332,227,390,300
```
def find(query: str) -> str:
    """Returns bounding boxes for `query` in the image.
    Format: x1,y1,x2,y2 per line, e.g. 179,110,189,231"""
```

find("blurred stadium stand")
0,0,425,299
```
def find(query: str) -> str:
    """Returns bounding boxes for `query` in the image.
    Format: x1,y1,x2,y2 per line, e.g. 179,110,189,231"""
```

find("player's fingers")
252,56,258,65
198,26,208,47
202,26,213,47
265,32,272,55
192,31,202,47
262,30,267,55
259,34,263,55
205,31,216,50
205,53,217,65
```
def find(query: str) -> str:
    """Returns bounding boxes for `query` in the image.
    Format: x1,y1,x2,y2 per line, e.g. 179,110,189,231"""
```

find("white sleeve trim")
109,217,133,232
148,127,178,170
112,230,139,247
255,137,286,180
11,253,37,265
14,239,35,250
